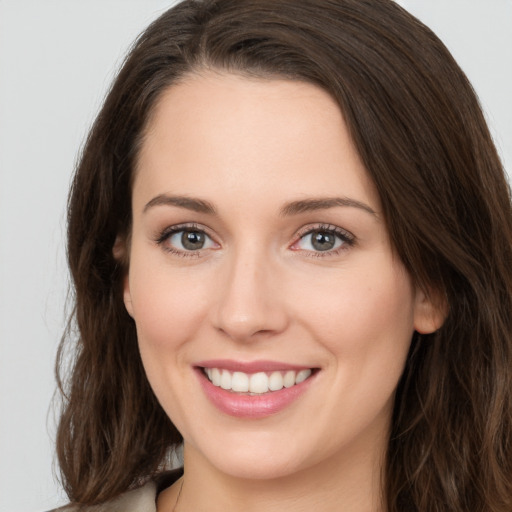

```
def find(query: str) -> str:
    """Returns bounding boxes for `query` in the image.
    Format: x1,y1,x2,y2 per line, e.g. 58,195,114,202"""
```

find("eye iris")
181,231,205,250
311,230,336,251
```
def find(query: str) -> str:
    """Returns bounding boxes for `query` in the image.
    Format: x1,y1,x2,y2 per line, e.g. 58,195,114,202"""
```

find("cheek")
126,253,214,426
294,263,416,444
296,260,415,369
127,253,212,355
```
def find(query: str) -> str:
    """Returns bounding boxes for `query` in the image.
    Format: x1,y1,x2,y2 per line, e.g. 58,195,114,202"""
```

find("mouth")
194,361,319,418
201,367,314,395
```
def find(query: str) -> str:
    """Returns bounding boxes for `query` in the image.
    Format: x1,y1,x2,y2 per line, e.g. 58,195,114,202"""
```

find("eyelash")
154,222,356,258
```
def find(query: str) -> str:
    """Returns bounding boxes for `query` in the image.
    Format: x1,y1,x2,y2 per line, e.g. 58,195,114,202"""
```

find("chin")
187,432,311,481
211,454,305,481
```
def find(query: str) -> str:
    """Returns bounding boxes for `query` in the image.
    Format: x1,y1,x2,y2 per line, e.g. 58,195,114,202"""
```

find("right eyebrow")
143,194,217,215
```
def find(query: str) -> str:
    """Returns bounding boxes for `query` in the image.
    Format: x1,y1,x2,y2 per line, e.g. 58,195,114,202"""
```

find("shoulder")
46,481,157,512
45,469,183,512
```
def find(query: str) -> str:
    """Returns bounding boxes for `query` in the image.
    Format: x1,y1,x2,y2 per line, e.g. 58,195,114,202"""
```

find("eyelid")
154,222,213,239
294,223,354,241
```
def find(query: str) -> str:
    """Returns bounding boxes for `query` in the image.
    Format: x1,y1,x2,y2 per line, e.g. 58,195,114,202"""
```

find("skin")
122,71,442,512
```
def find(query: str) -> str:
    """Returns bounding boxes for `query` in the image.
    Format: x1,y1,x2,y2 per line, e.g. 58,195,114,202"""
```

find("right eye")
157,225,219,255
170,230,214,250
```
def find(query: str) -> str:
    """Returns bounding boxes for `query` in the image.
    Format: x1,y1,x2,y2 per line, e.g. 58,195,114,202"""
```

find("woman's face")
124,72,439,480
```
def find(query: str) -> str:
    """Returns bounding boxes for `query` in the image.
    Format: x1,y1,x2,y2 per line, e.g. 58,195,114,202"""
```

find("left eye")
294,229,347,252
168,229,216,251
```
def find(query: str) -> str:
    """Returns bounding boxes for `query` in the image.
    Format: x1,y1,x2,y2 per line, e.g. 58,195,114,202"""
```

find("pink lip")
194,362,317,419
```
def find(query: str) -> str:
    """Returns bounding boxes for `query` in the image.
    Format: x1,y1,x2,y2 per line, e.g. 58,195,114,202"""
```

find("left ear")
112,234,134,318
413,287,448,334
113,235,127,264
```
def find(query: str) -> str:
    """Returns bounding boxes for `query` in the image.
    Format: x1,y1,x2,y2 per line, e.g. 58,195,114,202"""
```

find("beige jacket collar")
52,481,157,512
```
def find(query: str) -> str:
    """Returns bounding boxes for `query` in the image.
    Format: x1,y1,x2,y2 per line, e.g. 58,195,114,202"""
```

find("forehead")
134,71,379,213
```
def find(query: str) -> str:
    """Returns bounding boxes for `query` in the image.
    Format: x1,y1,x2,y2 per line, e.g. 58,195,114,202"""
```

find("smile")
203,368,313,394
195,362,318,418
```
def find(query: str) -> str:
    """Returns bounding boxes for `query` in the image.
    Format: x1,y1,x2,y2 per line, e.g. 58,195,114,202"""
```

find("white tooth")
249,372,270,394
220,369,232,390
283,371,296,388
231,371,249,392
211,368,221,386
295,369,312,384
205,368,212,380
268,371,284,391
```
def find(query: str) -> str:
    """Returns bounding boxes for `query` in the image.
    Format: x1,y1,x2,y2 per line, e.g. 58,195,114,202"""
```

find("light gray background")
0,1,510,511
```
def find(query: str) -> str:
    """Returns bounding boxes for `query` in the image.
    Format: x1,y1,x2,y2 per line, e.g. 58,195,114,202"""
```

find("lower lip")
196,368,316,419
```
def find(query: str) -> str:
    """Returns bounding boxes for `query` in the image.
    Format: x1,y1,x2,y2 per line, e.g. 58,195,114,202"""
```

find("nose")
212,246,289,342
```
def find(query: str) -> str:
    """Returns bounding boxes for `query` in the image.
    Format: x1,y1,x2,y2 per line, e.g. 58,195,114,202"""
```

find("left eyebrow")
280,197,377,217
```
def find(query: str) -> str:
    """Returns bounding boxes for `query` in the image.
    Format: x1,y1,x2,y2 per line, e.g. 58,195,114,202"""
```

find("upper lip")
195,359,315,373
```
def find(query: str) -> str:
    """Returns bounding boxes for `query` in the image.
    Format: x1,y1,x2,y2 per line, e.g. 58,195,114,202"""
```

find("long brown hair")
56,1,512,510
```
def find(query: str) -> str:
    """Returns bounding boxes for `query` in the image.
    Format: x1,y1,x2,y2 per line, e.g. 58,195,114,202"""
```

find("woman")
53,0,512,511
